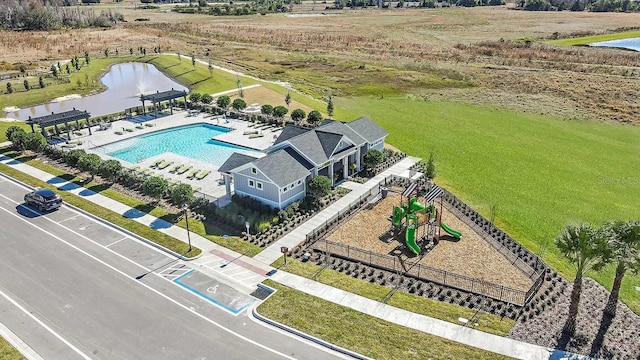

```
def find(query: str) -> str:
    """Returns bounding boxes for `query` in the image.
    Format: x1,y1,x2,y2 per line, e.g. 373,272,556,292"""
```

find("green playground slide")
409,197,426,213
392,206,405,227
405,214,420,254
440,222,462,239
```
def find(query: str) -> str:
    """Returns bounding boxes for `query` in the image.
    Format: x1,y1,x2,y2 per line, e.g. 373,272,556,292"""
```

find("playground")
326,188,533,292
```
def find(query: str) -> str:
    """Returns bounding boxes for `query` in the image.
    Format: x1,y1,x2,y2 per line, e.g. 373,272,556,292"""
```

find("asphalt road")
0,176,347,360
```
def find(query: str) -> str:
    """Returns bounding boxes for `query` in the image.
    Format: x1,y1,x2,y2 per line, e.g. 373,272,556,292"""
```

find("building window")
283,186,288,192
297,180,302,185
248,179,255,188
251,167,257,174
257,182,263,190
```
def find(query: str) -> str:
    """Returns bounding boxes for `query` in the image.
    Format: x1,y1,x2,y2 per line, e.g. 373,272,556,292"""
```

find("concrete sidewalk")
0,153,559,360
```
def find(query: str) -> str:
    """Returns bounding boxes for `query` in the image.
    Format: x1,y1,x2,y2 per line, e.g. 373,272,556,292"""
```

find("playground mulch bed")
327,192,532,292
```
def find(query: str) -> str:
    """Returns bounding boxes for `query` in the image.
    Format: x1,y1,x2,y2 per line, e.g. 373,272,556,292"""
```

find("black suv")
24,189,63,212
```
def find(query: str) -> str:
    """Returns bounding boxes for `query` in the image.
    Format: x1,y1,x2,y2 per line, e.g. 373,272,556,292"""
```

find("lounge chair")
150,159,163,168
129,165,141,172
196,170,211,180
243,129,259,135
176,165,192,175
186,169,200,179
249,133,264,139
169,163,182,173
144,122,155,127
158,160,174,170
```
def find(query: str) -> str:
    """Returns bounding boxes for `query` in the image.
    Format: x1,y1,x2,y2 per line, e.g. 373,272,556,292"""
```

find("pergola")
26,108,92,140
140,88,188,118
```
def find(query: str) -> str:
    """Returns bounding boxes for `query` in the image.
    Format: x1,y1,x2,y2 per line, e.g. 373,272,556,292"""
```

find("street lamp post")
245,221,251,254
183,204,192,252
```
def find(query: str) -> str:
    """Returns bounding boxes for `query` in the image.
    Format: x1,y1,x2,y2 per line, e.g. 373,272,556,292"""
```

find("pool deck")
63,111,281,202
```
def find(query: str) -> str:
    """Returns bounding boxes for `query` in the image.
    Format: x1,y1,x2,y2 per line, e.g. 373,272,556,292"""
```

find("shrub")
171,184,194,207
6,125,26,144
98,159,123,182
232,98,247,111
290,109,306,123
64,149,87,167
77,153,102,178
307,110,323,125
308,176,332,200
141,176,169,201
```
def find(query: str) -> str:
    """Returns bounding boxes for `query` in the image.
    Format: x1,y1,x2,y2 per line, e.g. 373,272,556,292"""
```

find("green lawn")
271,258,515,336
258,280,514,360
547,30,640,46
339,96,640,315
0,337,23,360
0,122,30,143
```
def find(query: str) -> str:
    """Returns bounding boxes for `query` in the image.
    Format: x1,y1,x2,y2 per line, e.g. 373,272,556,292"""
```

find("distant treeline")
518,0,638,11
0,0,123,31
332,0,504,9
169,0,296,16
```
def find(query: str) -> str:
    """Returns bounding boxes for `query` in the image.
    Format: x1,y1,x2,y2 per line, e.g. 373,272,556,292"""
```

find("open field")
547,30,640,46
339,96,640,314
327,192,533,291
0,336,24,360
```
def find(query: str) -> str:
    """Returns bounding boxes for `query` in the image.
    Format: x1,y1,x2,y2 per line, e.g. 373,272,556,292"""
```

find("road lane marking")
105,237,128,248
0,196,297,360
57,215,78,224
0,288,92,360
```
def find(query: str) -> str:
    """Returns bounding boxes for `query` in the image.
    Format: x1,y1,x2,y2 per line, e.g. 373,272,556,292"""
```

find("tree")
327,96,334,118
232,98,247,111
39,77,45,88
425,151,436,179
19,64,26,74
290,109,305,123
10,131,27,151
64,149,87,167
189,92,202,104
77,153,102,180
177,52,181,61
191,54,196,68
555,224,610,338
200,93,213,104
6,82,13,94
601,220,640,317
22,132,46,152
23,79,30,91
308,175,332,200
130,47,134,56
236,76,244,98
273,105,288,118
104,48,110,58
65,64,70,74
84,51,90,65
285,92,292,108
98,159,122,182
6,126,26,142
208,59,213,75
261,104,274,116
142,176,169,203
216,95,231,108
363,149,384,171
51,64,58,78
307,110,323,125
171,184,194,207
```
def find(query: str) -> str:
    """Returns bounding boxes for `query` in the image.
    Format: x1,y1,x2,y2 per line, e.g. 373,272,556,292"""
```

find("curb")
0,321,44,360
0,171,202,262
251,306,372,360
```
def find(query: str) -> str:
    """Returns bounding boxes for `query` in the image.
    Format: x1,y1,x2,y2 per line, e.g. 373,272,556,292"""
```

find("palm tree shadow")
589,312,614,358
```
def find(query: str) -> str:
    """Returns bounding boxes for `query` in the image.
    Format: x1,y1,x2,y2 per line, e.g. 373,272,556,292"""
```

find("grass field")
0,337,23,360
339,96,640,315
0,122,29,142
547,30,640,46
257,280,514,360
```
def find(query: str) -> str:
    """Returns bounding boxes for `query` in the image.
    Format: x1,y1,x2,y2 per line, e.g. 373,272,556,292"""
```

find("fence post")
500,286,504,301
443,271,447,285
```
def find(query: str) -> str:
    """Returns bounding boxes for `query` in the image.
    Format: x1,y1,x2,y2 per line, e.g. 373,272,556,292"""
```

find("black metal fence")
311,239,532,305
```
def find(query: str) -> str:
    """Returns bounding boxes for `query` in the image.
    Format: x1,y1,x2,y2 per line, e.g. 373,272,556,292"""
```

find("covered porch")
140,88,188,118
26,108,92,141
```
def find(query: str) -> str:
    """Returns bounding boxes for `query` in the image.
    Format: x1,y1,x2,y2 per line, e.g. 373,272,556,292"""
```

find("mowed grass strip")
339,97,640,314
258,280,514,360
3,150,262,256
271,258,515,336
547,30,640,46
0,337,24,360
0,158,200,257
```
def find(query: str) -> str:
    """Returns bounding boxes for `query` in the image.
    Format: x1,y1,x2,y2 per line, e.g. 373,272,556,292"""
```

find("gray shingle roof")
218,152,258,173
286,131,329,165
273,125,310,145
283,147,314,170
316,120,366,146
315,131,343,158
345,117,388,143
252,150,310,188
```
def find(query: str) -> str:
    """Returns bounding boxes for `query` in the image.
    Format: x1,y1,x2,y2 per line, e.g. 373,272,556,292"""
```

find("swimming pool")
94,123,262,165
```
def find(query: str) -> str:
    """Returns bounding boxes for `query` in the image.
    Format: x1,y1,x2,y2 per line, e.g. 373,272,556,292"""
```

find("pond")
590,37,640,52
6,62,188,121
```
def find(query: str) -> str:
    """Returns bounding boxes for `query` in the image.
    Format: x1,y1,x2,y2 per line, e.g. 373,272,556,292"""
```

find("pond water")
590,37,640,52
6,62,187,121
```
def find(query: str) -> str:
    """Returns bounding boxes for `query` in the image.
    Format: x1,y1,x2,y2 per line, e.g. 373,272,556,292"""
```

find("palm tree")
555,223,610,336
601,220,640,317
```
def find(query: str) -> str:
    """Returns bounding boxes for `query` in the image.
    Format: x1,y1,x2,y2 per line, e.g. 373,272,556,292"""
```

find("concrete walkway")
0,153,559,360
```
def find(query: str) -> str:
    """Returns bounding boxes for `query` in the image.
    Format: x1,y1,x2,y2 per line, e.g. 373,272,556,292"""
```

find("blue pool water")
590,37,640,52
94,124,262,165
